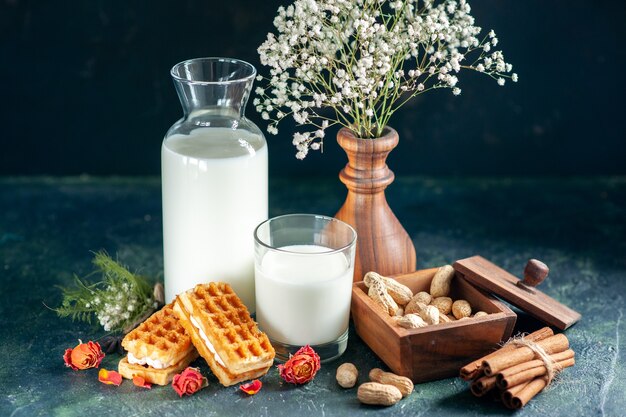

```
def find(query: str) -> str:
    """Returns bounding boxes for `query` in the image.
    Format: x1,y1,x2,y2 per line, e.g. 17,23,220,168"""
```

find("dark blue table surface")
1,176,624,417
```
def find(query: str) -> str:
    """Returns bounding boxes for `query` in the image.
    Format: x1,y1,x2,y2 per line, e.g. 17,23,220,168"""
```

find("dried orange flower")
98,369,122,386
63,340,105,370
277,345,321,384
239,379,262,395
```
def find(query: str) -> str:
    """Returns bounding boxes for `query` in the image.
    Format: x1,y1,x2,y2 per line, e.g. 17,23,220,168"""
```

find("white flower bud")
253,0,514,157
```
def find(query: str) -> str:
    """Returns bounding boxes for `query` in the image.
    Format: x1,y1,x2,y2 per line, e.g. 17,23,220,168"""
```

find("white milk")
255,244,353,346
162,127,267,310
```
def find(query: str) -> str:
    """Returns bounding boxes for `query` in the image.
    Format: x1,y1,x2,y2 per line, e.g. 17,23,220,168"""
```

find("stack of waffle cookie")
118,282,275,387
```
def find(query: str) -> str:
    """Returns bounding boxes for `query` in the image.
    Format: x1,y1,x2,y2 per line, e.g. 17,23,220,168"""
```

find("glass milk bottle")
162,57,267,311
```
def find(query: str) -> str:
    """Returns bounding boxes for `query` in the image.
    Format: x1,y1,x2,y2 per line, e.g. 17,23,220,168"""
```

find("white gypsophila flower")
256,0,516,158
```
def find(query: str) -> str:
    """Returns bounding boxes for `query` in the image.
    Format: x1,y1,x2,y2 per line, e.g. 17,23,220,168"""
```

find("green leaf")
54,251,157,333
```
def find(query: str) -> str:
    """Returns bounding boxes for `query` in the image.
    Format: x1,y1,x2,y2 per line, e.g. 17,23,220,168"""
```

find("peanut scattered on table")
336,362,359,388
340,361,418,407
357,382,402,406
369,368,414,397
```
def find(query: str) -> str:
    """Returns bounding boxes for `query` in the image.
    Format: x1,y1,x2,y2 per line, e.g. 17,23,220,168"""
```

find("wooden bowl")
351,268,517,383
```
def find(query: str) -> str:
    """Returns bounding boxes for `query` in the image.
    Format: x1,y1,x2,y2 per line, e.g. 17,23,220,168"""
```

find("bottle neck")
174,80,252,121
171,58,256,123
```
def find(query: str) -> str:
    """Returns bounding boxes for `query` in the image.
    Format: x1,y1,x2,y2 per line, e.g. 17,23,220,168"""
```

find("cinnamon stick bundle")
482,333,569,376
459,327,553,380
496,349,575,389
460,327,574,409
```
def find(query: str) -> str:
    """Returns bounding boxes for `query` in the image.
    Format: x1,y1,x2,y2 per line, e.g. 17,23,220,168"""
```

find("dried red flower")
172,367,208,397
98,369,122,386
132,376,152,389
63,340,105,370
277,345,321,384
239,379,263,395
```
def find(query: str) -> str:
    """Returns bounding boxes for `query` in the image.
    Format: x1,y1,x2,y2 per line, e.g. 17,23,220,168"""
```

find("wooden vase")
334,127,416,282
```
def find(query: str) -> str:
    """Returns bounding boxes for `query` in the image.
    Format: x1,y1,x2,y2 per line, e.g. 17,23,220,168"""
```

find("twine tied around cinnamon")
504,335,563,386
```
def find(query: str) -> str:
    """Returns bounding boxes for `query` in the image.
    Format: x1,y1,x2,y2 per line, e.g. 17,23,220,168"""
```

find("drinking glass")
254,214,357,362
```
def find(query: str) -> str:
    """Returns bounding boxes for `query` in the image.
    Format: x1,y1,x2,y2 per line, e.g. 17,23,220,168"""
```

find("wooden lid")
453,256,581,330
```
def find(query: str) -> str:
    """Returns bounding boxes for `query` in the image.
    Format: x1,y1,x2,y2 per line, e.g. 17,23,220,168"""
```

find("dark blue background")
1,0,624,177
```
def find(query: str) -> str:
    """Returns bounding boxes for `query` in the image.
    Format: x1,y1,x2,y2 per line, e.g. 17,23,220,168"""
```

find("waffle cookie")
174,282,275,386
118,303,198,385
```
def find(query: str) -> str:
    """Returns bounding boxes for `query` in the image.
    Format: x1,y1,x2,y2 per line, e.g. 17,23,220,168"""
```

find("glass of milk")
254,214,357,362
162,58,267,310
